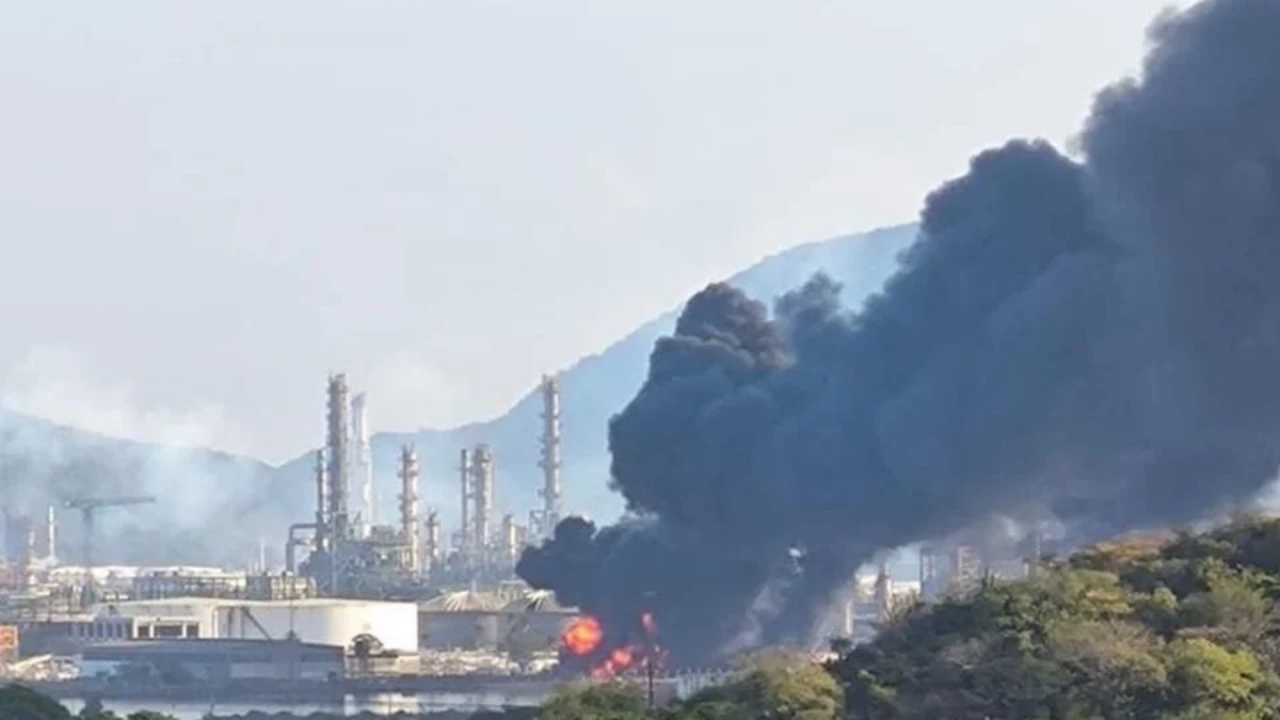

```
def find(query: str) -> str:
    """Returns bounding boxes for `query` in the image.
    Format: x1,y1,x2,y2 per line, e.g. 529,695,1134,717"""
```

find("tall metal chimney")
458,448,472,561
325,374,351,542
874,560,892,620
424,509,441,576
19,520,35,591
919,544,939,601
398,445,421,574
471,444,495,560
351,392,374,537
537,374,563,541
501,513,519,567
43,505,56,562
313,449,328,552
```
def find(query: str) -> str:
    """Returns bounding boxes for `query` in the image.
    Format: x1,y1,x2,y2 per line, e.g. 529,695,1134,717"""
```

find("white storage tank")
98,598,419,655
217,599,418,654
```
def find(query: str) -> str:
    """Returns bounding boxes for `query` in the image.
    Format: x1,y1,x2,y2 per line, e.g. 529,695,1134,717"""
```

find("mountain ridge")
0,222,919,565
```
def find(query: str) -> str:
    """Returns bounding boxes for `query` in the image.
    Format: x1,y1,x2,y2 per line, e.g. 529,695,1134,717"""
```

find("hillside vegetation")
832,514,1280,719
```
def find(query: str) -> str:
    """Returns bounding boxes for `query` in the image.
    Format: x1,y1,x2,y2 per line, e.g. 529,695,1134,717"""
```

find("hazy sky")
0,1,1193,463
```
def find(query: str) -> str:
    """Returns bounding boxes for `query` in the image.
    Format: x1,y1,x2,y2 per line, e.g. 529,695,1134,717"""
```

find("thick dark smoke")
518,0,1280,666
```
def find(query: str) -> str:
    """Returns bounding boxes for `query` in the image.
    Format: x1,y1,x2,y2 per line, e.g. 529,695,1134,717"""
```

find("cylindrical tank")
217,600,418,653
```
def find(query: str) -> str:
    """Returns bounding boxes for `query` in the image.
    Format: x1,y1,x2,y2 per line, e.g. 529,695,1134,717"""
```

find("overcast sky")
0,1,1193,463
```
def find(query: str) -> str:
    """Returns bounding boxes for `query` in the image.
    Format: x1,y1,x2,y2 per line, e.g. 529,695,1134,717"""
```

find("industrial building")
838,563,921,645
80,639,344,682
918,524,1056,602
283,371,569,598
0,370,584,684
287,374,446,597
416,587,574,656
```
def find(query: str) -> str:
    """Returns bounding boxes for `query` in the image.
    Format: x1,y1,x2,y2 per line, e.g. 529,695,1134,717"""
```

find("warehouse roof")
501,589,575,614
419,590,506,613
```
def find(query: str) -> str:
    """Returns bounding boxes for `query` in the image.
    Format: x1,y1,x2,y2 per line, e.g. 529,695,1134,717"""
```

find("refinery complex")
0,370,1040,700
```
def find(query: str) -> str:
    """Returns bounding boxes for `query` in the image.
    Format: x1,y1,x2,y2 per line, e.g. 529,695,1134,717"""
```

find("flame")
592,645,637,677
567,612,663,679
562,615,604,656
611,647,634,667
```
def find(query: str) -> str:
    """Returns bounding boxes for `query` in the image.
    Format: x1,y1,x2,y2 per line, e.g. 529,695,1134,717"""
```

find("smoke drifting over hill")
518,0,1280,666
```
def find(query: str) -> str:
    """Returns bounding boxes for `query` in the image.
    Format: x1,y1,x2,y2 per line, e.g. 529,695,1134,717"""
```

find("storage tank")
502,590,576,645
217,599,418,654
100,598,419,655
418,590,505,650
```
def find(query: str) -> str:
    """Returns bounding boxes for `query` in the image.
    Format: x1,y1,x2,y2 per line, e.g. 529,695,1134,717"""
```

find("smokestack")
398,445,421,574
351,392,374,537
538,374,563,541
424,509,441,576
43,506,56,562
501,513,526,567
873,561,891,620
471,444,495,560
458,448,472,561
313,449,328,552
20,520,35,591
326,374,351,542
918,544,939,601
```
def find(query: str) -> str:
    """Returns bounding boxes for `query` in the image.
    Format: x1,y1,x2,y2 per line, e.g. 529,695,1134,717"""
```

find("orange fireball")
562,615,604,656
610,646,634,668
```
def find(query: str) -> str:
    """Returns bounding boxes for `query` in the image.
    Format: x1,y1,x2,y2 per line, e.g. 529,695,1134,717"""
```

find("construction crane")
63,495,156,605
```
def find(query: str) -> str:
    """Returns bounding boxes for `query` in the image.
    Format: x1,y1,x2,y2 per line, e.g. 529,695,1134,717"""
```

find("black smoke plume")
518,0,1280,667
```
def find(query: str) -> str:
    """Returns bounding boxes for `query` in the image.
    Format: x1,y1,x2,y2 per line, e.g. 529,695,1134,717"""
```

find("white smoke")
0,345,268,564
0,344,247,454
367,351,468,431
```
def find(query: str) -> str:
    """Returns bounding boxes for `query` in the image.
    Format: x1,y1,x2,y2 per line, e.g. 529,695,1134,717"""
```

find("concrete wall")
81,657,341,682
81,640,346,683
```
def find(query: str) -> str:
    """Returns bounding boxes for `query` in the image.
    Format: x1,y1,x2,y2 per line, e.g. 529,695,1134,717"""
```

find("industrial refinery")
0,368,1039,698
0,371,589,693
281,371,565,597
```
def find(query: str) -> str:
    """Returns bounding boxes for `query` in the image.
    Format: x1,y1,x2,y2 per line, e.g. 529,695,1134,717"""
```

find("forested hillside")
833,514,1280,719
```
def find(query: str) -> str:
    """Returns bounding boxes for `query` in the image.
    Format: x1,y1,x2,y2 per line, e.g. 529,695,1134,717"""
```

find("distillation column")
424,510,441,576
537,374,563,541
313,450,328,553
471,444,495,563
458,449,472,563
398,445,421,574
325,374,352,543
43,505,56,562
351,392,374,537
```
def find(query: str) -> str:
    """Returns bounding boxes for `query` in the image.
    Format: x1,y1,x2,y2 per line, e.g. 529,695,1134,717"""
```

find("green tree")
1163,637,1276,718
538,680,648,720
831,521,1280,719
0,684,73,720
666,654,841,720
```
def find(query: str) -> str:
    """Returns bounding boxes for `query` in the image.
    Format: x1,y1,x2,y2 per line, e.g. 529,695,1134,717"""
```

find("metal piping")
285,523,317,573
398,445,421,574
